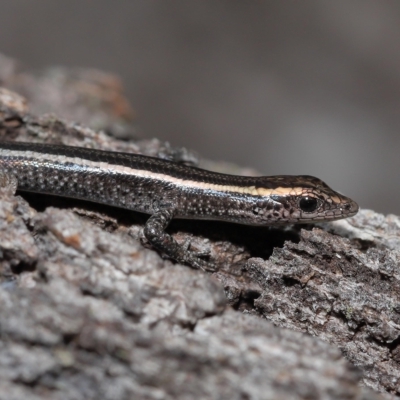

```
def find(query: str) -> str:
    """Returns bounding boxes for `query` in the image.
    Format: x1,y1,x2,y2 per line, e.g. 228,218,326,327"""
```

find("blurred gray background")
0,0,398,214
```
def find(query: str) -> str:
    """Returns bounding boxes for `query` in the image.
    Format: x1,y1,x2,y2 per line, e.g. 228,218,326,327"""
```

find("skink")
0,142,359,271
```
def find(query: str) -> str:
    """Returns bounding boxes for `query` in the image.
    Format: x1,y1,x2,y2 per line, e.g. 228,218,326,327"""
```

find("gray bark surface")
0,53,393,399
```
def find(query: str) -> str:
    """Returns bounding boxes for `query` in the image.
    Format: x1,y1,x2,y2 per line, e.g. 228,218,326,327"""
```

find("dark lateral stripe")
0,141,319,190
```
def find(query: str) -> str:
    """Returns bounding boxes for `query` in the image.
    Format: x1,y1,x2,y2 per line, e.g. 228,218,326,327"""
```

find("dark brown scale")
0,141,359,272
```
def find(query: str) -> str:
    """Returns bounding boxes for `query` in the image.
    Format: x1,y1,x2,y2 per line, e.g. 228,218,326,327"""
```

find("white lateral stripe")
0,149,306,197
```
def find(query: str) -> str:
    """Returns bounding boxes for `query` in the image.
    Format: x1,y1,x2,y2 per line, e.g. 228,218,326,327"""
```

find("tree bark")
0,53,392,399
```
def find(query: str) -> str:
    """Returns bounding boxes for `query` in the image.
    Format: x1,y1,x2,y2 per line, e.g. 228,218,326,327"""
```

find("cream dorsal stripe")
0,141,359,270
2,148,307,197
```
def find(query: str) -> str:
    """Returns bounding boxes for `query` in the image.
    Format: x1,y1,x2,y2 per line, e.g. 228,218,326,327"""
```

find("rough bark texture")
0,53,394,399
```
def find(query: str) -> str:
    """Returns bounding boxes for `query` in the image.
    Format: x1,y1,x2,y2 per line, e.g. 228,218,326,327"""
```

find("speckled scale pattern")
5,157,265,223
0,141,358,225
2,154,168,215
0,141,359,270
0,141,321,188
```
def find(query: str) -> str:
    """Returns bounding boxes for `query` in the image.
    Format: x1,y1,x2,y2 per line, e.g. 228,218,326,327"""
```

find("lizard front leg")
143,209,215,272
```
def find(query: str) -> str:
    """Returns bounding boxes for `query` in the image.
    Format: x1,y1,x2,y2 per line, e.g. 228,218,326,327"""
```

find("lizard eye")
299,196,319,213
